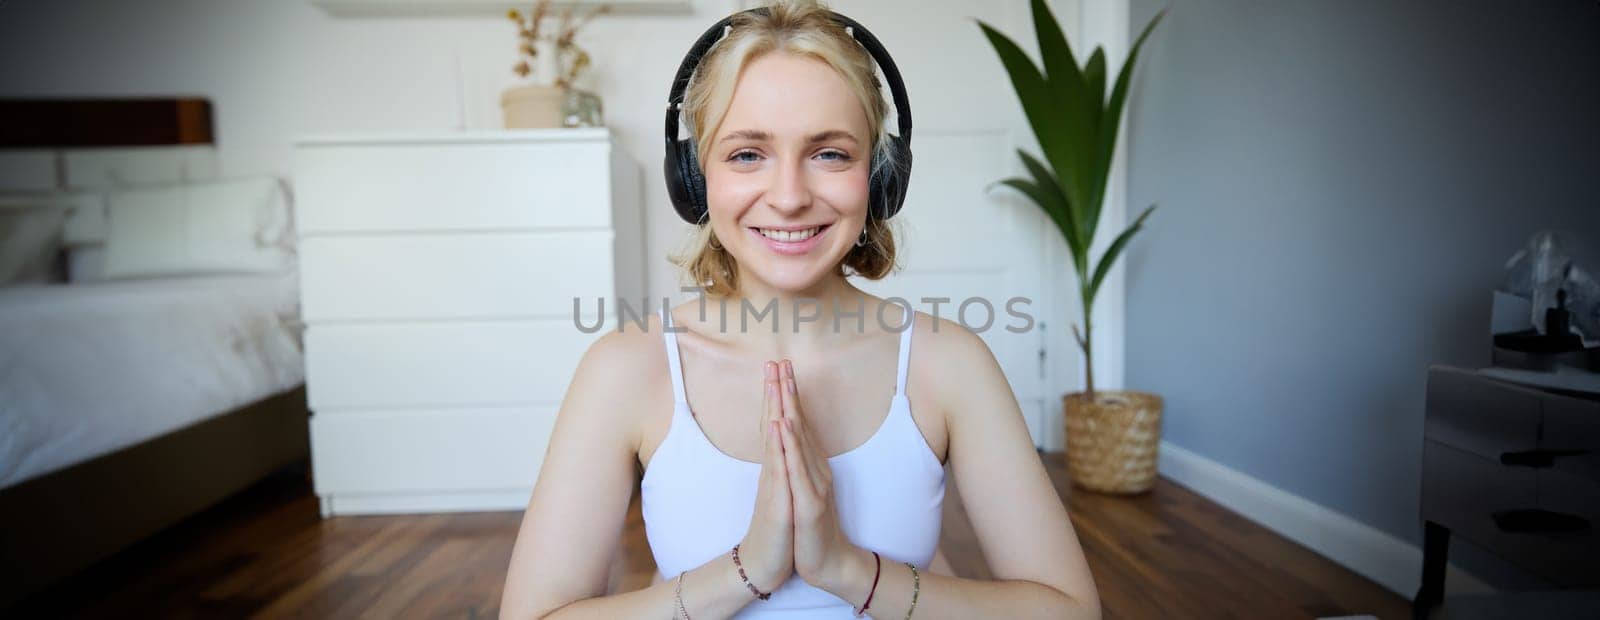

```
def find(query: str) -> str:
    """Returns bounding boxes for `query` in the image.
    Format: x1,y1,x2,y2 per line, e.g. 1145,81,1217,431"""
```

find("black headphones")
663,7,914,225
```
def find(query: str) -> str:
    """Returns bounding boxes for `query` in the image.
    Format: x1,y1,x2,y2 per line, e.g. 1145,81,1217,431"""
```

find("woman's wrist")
670,549,780,619
816,544,877,604
730,543,777,599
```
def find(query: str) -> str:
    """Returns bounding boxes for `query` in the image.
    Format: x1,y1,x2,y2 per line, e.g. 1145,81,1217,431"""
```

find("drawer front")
305,320,602,410
61,145,218,189
310,406,557,495
1421,440,1537,541
300,231,616,321
1423,440,1600,585
293,141,613,233
1424,366,1542,460
1536,394,1600,586
1540,393,1600,482
1536,468,1600,586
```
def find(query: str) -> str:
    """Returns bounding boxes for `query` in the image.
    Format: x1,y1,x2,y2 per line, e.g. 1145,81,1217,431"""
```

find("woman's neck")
685,273,888,356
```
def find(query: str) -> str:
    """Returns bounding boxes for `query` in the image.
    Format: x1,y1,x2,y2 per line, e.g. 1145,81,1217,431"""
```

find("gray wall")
1125,0,1599,589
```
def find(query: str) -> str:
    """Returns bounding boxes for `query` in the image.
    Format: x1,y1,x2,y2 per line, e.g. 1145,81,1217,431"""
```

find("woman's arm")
813,317,1101,619
929,545,955,576
499,325,767,619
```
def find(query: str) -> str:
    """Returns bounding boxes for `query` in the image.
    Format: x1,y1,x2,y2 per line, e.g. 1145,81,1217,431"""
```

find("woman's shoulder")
579,309,670,371
904,307,1007,425
569,309,674,453
903,305,995,370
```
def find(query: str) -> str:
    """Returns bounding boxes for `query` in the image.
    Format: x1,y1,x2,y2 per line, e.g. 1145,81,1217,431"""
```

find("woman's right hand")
737,360,794,595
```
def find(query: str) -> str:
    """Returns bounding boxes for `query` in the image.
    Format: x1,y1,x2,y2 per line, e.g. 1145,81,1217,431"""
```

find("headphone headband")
663,6,914,224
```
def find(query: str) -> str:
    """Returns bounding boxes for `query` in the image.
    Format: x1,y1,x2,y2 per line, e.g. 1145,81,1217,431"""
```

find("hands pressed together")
738,359,864,597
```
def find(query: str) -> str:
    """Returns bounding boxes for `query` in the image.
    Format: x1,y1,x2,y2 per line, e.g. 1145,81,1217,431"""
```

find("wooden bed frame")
0,387,309,607
0,97,310,608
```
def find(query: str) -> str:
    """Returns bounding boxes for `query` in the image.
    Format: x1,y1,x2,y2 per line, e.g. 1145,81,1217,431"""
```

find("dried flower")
508,1,609,83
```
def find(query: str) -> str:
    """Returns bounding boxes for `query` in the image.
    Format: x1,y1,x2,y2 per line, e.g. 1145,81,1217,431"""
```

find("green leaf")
1089,10,1165,231
976,19,1078,205
990,177,1081,263
1031,0,1081,89
1026,0,1094,211
1083,48,1106,129
1016,149,1086,271
1086,204,1157,308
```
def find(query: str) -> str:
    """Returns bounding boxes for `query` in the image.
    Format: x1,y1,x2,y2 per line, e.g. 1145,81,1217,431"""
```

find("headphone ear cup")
681,142,708,223
869,135,913,220
664,138,709,224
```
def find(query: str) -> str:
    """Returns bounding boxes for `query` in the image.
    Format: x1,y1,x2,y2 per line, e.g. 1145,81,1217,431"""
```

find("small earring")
855,228,868,247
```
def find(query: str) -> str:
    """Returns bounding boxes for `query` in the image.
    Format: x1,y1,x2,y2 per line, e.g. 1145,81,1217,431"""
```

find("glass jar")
561,88,604,128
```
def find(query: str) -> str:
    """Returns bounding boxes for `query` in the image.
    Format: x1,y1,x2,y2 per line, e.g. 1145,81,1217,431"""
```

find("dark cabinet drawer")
1541,394,1600,482
1422,440,1538,541
1536,468,1600,586
1423,441,1600,585
1424,367,1542,461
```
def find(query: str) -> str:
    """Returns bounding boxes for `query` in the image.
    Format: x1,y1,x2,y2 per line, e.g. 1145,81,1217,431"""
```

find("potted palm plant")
978,0,1166,494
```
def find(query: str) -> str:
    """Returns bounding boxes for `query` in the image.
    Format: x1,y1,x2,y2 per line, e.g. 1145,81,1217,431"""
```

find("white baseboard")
1156,440,1495,599
322,490,529,516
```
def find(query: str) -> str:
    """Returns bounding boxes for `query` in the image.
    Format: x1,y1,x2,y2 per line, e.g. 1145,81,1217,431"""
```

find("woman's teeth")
756,226,821,242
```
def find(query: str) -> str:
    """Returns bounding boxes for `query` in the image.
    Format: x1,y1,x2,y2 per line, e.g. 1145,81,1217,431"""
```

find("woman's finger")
764,362,779,432
782,363,828,485
779,409,817,504
782,360,802,433
763,366,781,482
767,417,779,478
769,407,792,520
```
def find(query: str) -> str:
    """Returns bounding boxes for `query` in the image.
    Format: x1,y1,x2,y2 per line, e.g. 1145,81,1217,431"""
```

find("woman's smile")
748,223,834,255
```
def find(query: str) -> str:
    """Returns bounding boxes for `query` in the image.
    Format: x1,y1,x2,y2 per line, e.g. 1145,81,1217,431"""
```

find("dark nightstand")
1416,365,1600,619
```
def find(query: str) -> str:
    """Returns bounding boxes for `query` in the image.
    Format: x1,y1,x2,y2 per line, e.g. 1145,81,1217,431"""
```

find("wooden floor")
7,451,1411,619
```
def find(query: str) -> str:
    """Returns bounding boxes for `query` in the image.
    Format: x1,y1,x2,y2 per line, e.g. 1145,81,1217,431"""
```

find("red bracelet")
853,551,882,617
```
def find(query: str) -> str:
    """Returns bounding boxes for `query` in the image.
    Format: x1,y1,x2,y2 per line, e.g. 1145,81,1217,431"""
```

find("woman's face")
703,51,873,293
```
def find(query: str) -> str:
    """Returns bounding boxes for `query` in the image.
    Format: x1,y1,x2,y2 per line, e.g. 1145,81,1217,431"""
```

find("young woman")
500,2,1098,618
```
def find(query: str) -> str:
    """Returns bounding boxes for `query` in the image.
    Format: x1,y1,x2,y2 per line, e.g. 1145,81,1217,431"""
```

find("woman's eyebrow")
720,129,771,143
806,130,858,145
718,129,859,145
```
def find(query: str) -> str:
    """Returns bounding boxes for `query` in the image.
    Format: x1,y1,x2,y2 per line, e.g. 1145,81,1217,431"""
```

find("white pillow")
101,176,295,279
67,244,107,283
0,205,68,284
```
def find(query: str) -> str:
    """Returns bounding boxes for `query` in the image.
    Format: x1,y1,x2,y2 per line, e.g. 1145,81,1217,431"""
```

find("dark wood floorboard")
5,452,1411,619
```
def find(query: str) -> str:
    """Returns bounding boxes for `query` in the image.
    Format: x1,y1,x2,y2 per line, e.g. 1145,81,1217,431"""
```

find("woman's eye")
817,150,851,162
729,150,761,163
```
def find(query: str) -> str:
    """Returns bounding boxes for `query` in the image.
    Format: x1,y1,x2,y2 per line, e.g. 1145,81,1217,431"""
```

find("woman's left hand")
775,359,862,587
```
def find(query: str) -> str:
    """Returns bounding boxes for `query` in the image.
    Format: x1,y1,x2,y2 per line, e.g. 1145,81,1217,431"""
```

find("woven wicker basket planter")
1063,390,1164,495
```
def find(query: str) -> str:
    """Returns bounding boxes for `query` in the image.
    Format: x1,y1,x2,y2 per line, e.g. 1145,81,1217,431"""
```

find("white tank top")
641,303,946,618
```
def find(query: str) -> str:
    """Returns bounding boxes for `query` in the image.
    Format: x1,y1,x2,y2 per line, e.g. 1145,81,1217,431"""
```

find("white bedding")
0,272,304,489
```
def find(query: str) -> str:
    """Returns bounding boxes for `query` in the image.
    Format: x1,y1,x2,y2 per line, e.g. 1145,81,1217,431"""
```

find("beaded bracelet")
730,544,772,599
674,570,691,619
903,562,920,619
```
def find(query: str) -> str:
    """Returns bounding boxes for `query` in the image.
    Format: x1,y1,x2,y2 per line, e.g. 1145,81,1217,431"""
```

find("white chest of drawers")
292,129,643,516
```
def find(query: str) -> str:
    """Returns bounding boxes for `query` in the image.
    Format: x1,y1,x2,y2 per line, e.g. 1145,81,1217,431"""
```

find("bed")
0,97,310,607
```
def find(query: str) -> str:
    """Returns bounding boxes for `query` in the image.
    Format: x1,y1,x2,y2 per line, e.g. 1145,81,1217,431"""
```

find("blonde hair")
668,0,901,298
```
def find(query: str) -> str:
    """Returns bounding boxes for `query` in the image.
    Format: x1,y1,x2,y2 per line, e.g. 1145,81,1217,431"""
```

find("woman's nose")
765,157,811,213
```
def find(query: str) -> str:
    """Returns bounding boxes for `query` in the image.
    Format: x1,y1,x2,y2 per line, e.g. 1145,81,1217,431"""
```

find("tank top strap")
661,306,688,404
895,303,913,396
